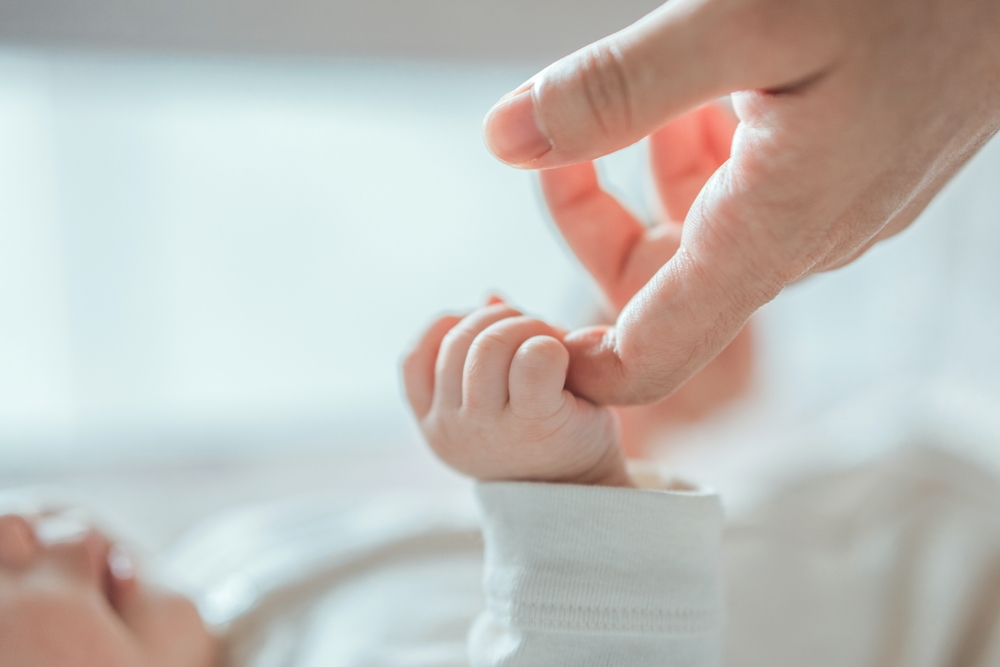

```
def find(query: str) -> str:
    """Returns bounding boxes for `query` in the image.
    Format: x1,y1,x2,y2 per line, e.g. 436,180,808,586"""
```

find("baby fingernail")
483,85,552,165
108,545,135,580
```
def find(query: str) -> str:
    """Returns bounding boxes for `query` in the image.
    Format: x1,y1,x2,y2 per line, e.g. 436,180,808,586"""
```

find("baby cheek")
0,595,142,667
132,592,218,667
167,595,218,667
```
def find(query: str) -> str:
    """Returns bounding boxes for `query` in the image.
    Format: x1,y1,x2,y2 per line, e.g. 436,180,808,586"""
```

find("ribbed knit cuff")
474,481,724,635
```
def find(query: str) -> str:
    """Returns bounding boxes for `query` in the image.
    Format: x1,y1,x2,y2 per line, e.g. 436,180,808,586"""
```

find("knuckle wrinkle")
578,41,634,140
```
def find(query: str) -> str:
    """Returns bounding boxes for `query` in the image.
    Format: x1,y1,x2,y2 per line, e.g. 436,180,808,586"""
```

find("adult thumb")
483,0,836,168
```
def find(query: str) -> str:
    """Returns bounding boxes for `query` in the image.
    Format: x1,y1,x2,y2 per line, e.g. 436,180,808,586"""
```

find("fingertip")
562,325,634,405
514,335,569,373
402,313,464,419
561,324,613,350
438,305,525,411
483,84,553,167
508,335,570,417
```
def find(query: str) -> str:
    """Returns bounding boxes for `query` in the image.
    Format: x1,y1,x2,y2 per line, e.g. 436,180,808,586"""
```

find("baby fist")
402,301,631,487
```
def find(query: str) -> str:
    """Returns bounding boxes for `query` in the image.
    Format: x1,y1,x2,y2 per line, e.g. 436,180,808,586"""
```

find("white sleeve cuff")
470,480,724,667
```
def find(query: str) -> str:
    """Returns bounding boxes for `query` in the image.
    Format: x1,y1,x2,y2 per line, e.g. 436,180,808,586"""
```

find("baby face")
0,514,217,667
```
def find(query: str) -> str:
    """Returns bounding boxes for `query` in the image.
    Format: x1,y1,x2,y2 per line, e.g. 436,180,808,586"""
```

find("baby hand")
403,300,632,487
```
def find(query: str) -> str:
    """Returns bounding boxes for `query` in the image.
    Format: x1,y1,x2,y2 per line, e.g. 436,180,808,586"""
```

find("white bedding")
146,442,1000,667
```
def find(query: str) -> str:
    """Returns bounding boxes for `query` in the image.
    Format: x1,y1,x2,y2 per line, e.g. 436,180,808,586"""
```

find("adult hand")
542,104,753,452
484,0,1000,405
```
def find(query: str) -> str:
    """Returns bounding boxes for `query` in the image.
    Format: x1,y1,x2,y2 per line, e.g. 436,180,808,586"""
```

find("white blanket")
159,444,1000,667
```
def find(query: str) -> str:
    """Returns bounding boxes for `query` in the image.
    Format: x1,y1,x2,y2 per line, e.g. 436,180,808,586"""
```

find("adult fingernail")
483,85,552,166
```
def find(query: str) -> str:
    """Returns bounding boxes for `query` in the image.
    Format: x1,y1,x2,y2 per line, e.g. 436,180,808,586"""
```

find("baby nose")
0,515,39,568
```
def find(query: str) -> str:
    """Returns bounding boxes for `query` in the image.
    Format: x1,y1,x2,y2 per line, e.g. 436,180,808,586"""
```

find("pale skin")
540,102,754,454
404,101,754,477
401,290,746,487
0,513,216,667
403,296,633,487
483,0,1000,406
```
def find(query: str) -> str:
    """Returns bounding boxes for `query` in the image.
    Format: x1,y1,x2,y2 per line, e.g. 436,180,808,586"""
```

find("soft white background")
0,52,583,471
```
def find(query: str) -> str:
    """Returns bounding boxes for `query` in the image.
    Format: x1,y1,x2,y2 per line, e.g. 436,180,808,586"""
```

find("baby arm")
404,300,725,667
402,299,631,487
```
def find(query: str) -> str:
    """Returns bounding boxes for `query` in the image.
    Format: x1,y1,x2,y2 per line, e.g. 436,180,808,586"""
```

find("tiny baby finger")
463,317,562,412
